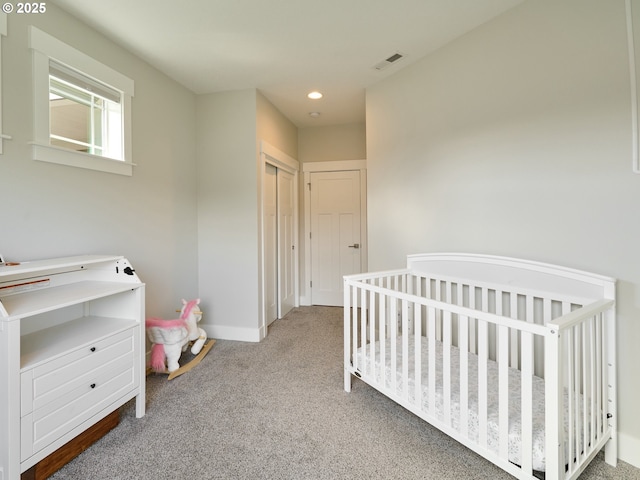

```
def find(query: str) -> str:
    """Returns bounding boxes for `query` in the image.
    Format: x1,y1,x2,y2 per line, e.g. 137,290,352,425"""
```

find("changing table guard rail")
344,253,616,480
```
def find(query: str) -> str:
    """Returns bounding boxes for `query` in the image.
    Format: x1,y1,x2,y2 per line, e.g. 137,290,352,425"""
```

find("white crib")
343,253,617,480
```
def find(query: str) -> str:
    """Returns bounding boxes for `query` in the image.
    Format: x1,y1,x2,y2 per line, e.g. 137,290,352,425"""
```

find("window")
29,27,134,175
49,62,123,159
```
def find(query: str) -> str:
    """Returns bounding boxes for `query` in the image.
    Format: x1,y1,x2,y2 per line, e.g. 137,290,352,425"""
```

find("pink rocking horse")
146,299,207,373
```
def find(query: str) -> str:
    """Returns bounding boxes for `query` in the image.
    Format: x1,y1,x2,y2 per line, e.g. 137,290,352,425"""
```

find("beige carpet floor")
49,306,638,480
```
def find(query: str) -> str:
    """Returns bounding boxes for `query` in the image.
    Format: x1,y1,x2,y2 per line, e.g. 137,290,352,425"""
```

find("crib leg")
604,436,618,467
344,369,352,392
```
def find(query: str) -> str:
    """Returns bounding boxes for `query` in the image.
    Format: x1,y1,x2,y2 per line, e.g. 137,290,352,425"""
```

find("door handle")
348,243,360,249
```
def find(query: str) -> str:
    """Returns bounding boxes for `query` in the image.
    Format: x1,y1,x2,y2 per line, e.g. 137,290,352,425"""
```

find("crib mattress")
355,335,550,471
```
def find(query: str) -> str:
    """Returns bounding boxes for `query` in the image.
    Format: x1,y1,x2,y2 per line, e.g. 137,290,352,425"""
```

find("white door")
310,170,362,306
278,169,295,317
264,163,278,326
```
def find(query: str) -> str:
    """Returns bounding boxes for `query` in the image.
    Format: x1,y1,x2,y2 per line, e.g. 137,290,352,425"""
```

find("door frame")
258,141,300,339
301,160,367,306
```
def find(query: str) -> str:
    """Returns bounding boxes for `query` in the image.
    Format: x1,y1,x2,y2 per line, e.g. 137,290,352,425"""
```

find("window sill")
31,143,135,176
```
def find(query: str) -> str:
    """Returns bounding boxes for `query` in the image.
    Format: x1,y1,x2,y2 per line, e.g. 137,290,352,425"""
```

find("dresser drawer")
21,358,136,462
21,329,134,415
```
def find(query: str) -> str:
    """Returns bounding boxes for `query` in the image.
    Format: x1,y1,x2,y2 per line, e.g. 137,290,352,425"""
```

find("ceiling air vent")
373,52,406,71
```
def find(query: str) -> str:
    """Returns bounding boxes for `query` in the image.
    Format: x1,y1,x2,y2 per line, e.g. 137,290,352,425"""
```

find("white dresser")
0,255,146,480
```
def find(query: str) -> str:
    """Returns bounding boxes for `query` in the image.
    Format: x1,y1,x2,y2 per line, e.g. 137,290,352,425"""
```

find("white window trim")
28,26,135,176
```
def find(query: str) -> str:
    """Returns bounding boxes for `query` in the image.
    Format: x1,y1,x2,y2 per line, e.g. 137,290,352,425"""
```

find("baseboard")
299,295,311,306
201,322,261,342
619,432,640,468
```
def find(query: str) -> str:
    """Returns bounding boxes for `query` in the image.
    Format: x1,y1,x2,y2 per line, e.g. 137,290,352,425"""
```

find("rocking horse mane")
180,298,200,320
145,317,186,328
145,299,200,328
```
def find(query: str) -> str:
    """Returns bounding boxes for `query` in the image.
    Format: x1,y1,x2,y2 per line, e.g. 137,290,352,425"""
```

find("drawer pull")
90,347,96,352
90,383,96,389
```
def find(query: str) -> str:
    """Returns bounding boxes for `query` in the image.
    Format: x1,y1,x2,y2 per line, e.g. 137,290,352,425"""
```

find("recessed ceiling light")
309,111,321,118
307,91,323,100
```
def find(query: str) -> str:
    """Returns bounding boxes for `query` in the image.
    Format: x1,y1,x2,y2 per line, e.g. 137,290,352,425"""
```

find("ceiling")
51,0,524,128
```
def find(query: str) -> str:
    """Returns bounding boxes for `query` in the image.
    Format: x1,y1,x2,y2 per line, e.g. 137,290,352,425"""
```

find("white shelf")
1,281,136,320
20,316,137,370
0,255,122,279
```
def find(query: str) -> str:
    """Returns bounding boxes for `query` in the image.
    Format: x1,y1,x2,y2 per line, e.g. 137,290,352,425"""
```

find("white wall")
257,92,298,160
0,5,198,319
298,124,366,163
196,90,259,340
366,0,639,466
197,89,298,341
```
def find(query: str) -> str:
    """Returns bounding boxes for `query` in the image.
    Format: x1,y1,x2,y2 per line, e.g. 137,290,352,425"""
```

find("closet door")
260,141,299,337
264,164,278,326
278,169,295,318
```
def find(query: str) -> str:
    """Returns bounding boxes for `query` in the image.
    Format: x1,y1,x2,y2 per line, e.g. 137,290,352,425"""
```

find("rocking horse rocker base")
164,339,215,379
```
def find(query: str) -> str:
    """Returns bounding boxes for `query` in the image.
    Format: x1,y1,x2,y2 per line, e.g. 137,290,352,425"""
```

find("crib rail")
344,269,616,480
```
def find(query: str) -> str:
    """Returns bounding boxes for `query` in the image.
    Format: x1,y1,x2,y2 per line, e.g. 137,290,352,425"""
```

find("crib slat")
565,326,574,476
496,290,503,318
360,287,367,374
574,324,582,472
402,299,409,400
406,277,415,336
414,299,422,409
595,314,603,440
459,315,469,437
521,330,534,474
582,320,590,465
495,290,503,364
582,317,590,454
469,286,477,355
443,309,452,426
569,304,581,475
510,293,519,367
428,306,436,418
591,315,599,444
566,322,577,475
478,317,488,449
525,295,534,372
498,324,509,460
589,316,596,444
379,293,387,389
369,288,376,376
436,280,443,341
391,297,398,394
